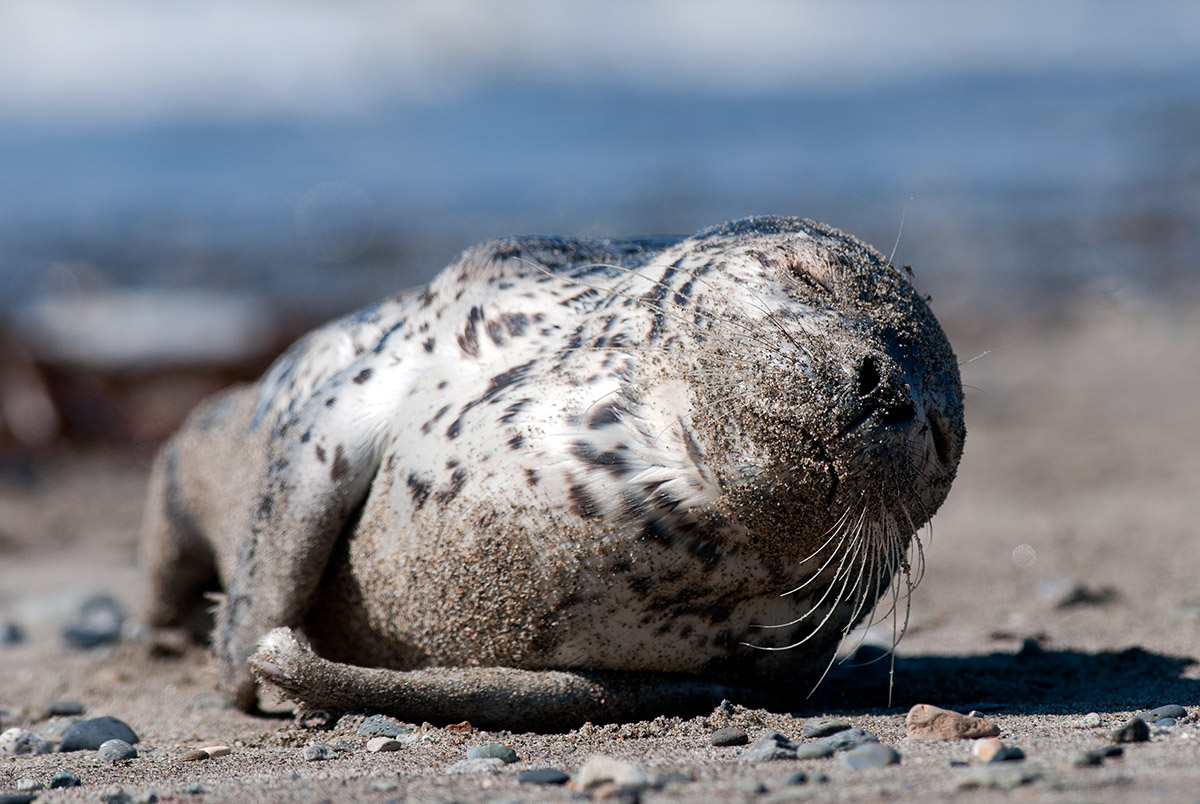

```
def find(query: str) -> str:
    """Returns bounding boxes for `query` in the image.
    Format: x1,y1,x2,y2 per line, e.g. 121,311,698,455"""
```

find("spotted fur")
141,217,965,723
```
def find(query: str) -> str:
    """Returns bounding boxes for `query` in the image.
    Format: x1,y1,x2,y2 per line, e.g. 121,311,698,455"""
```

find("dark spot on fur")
435,468,468,504
447,417,463,440
407,473,431,510
571,441,632,478
483,360,536,402
619,489,650,523
501,397,533,424
419,288,437,307
438,380,449,390
330,445,350,482
569,481,602,520
588,402,624,429
325,397,337,408
508,434,525,451
353,368,373,384
502,312,530,336
486,319,504,345
525,468,539,486
457,306,482,358
423,337,436,353
314,445,326,463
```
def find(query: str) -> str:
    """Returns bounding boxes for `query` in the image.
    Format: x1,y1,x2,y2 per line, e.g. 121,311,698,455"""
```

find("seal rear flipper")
250,627,749,732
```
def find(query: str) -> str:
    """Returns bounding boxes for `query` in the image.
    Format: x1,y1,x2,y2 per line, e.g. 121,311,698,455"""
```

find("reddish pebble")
906,704,1000,740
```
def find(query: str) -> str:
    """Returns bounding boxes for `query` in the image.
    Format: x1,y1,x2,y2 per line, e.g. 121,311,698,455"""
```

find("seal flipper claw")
249,627,743,732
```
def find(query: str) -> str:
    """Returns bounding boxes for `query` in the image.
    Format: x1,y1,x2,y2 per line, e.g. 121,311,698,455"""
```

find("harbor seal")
140,216,965,729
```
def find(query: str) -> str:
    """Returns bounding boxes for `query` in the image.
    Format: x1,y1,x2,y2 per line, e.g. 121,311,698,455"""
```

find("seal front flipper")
214,303,415,709
250,627,744,731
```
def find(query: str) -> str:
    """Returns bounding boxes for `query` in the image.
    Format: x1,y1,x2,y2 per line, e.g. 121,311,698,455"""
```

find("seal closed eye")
140,216,965,730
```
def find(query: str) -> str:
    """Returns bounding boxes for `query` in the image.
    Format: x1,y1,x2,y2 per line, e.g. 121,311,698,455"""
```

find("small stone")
62,593,125,649
0,621,25,647
1074,712,1103,728
444,720,473,733
444,757,503,775
369,781,398,792
356,714,408,738
179,749,209,762
132,794,159,804
972,737,1003,762
98,738,138,761
366,736,402,753
302,743,335,761
59,716,139,751
0,727,53,756
519,768,571,785
710,727,749,746
14,779,42,792
100,787,132,804
737,779,768,793
1111,716,1150,744
989,746,1025,763
736,731,799,762
47,699,85,716
178,783,207,794
1143,704,1186,722
957,764,1044,789
1072,750,1104,767
200,744,231,758
784,771,807,785
807,727,879,754
801,717,852,738
0,796,38,804
465,743,518,763
906,704,1000,740
839,742,901,769
1153,717,1177,727
574,755,651,791
49,770,83,788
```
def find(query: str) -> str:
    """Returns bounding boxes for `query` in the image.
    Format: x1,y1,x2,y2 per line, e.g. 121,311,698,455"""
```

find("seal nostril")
880,400,916,426
857,356,881,396
929,414,952,466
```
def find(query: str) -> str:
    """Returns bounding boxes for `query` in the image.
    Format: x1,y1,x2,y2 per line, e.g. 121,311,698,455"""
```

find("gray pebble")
785,771,808,785
62,593,125,649
1072,750,1103,767
710,727,749,746
13,780,42,793
132,792,159,804
49,770,82,788
737,779,768,794
356,714,409,738
178,783,207,794
1111,716,1150,744
736,731,800,762
466,743,518,763
1098,745,1124,758
47,700,85,716
98,738,138,762
1143,704,1186,722
301,743,335,761
801,717,851,738
0,795,38,804
988,746,1025,763
0,728,53,757
518,768,570,785
100,788,132,804
838,742,901,769
444,757,504,775
1074,712,1103,728
792,742,836,760
1153,717,1177,727
809,727,879,754
0,622,24,647
59,716,139,752
957,764,1044,790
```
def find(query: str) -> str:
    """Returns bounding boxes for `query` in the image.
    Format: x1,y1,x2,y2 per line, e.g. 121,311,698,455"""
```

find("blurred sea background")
1,0,1199,446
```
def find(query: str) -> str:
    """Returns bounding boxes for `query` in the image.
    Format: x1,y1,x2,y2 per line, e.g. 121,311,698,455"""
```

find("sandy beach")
1,293,1198,803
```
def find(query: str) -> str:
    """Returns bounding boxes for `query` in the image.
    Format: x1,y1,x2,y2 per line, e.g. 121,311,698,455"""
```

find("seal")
140,216,965,729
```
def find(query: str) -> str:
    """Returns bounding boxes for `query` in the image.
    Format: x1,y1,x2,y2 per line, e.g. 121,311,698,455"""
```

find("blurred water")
2,4,1199,321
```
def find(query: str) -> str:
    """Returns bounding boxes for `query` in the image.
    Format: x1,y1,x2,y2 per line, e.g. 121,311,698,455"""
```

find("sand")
2,296,1199,803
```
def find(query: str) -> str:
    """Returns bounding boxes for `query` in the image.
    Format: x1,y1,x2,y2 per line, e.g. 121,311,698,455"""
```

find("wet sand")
2,295,1199,803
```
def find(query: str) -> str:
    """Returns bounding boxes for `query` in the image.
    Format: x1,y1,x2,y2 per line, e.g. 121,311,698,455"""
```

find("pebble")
98,738,138,761
803,727,879,757
736,731,800,762
100,788,132,804
710,727,749,746
356,714,409,738
956,764,1044,789
133,793,159,804
738,779,768,794
1111,716,1150,744
366,736,402,753
47,700,85,716
906,704,1000,740
62,593,125,649
839,742,901,769
801,717,851,738
989,746,1025,763
518,768,571,785
1072,749,1104,767
59,716,139,752
574,755,651,791
0,796,38,804
179,749,210,762
13,780,42,793
1153,717,1177,727
465,743,519,763
444,757,503,775
301,743,335,761
0,621,24,647
1143,704,1186,722
178,783,207,794
49,770,82,789
972,737,1003,762
200,745,231,758
1074,712,1103,728
0,728,53,757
